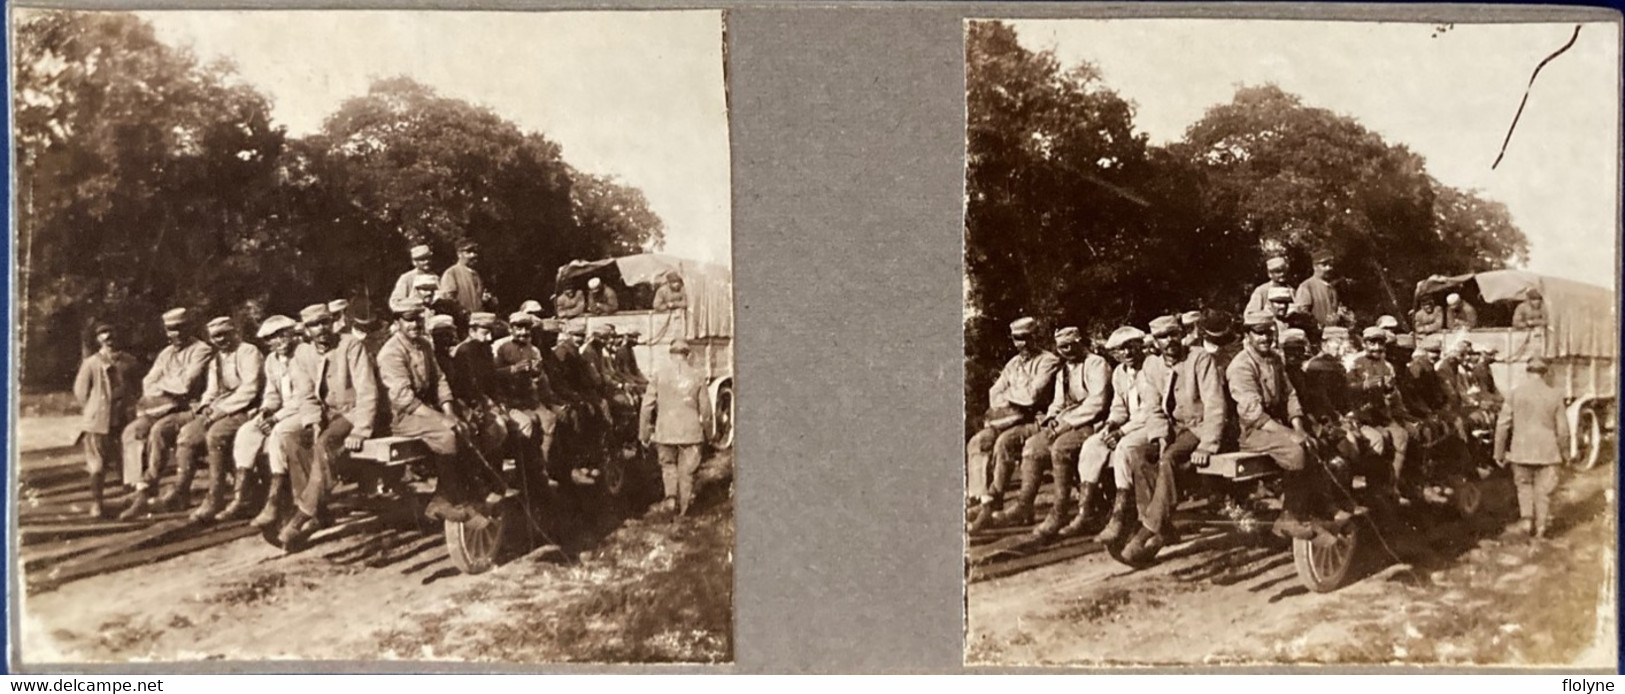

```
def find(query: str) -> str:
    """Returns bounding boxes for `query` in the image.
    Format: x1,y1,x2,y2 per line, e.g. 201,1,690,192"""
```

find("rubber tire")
1575,408,1604,471
444,508,506,575
1292,521,1360,593
712,383,735,450
600,447,628,499
1451,476,1482,518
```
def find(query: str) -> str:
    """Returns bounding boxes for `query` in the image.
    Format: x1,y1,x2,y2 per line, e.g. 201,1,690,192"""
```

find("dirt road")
967,464,1616,667
16,416,734,665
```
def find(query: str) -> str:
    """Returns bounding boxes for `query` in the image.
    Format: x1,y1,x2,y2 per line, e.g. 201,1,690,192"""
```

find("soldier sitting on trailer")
1227,309,1335,541
495,313,567,486
1074,326,1158,545
966,317,1060,532
1024,326,1112,541
450,312,510,469
227,316,310,526
1348,327,1413,499
287,303,380,545
181,317,266,521
119,308,214,520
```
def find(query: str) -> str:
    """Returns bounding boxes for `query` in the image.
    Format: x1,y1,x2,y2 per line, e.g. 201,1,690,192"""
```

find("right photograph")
963,18,1619,666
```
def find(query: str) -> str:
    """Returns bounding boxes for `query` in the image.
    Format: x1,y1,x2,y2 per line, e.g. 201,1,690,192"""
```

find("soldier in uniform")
966,317,1059,531
227,316,309,525
652,271,688,312
554,283,587,320
494,313,565,486
1444,293,1478,330
1245,256,1293,316
1294,249,1353,328
286,303,380,544
119,309,214,520
390,244,437,306
1124,315,1228,562
1512,289,1548,329
450,312,510,469
1413,298,1445,336
377,296,483,528
1227,309,1328,539
639,339,713,517
180,317,266,521
1023,326,1111,540
1347,327,1412,497
73,323,140,518
1075,326,1160,545
1494,357,1569,538
1268,286,1321,347
586,277,619,315
438,239,495,315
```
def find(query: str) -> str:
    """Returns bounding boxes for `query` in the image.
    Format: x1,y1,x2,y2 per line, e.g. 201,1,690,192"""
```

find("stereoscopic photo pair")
9,7,1619,670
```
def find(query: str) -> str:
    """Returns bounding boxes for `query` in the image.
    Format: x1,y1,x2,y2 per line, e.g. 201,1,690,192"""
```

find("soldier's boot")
87,471,107,519
1094,490,1134,545
967,497,1000,533
117,487,152,521
277,510,316,548
251,474,289,529
156,456,197,511
189,460,230,522
218,471,256,520
1032,496,1070,540
1122,526,1165,565
1057,482,1098,538
994,461,1043,527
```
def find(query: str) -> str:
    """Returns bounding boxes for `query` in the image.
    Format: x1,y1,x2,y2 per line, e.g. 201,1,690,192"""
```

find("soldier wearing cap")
614,328,648,388
73,322,140,518
328,299,372,342
1294,249,1352,328
119,309,215,520
653,270,688,312
1494,357,1569,538
1123,314,1229,562
554,282,587,320
390,243,438,306
495,312,567,485
451,312,510,467
227,316,311,524
1299,326,1351,430
1348,326,1412,498
1178,310,1204,348
439,238,495,314
966,317,1060,531
1512,288,1548,329
555,319,602,428
285,302,381,544
1022,326,1112,539
492,299,546,354
1268,285,1321,347
1227,309,1327,539
378,296,483,527
1198,310,1241,368
586,277,619,315
1246,256,1293,316
1444,292,1478,330
1073,326,1159,544
640,338,712,517
1467,345,1503,412
174,316,266,521
1413,296,1445,336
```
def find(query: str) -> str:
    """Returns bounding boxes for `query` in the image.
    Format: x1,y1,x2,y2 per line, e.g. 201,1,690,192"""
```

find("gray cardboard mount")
8,0,1621,675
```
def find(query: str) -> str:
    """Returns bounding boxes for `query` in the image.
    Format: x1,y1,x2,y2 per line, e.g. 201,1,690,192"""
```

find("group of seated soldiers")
967,252,1511,565
80,291,651,549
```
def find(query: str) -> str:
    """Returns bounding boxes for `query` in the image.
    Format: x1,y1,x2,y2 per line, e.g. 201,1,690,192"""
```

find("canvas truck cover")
1414,269,1616,359
556,253,734,340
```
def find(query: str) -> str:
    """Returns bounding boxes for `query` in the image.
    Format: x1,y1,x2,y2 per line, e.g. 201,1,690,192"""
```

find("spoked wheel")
444,505,507,575
711,382,735,450
1292,519,1361,593
600,446,629,498
1574,407,1604,471
1449,475,1483,518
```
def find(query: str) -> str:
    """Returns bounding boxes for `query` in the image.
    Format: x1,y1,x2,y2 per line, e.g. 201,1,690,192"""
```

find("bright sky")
1008,19,1621,289
136,10,732,265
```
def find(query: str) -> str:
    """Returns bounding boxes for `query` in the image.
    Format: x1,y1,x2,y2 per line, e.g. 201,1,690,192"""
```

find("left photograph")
11,9,734,664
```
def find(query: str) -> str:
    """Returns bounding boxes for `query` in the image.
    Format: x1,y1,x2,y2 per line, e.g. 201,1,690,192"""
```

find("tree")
570,168,666,257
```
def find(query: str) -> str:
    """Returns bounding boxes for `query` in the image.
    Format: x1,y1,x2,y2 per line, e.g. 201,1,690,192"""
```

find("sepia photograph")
962,18,1618,666
12,9,734,665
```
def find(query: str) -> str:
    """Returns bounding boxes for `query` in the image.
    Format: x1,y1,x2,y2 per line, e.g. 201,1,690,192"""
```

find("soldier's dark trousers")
658,443,703,513
177,412,253,496
1020,424,1097,505
290,419,348,517
1511,463,1558,531
123,411,196,489
967,423,1037,501
1135,428,1197,535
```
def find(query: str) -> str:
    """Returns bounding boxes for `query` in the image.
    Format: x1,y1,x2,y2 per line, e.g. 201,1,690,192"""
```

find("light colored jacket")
989,350,1060,412
294,336,380,437
200,340,265,417
1046,353,1111,429
377,331,454,419
390,268,437,306
640,364,711,445
1169,349,1228,453
439,263,486,314
1495,377,1570,465
259,351,304,423
74,350,140,434
142,339,213,402
1226,344,1304,432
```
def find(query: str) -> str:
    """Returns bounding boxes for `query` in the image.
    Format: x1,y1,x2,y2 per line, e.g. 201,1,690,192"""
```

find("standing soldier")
1227,309,1325,539
965,317,1059,531
1245,256,1293,316
390,244,437,305
1125,315,1228,562
1024,326,1112,540
119,309,213,520
1294,249,1353,328
377,297,481,528
180,317,266,521
73,323,140,518
1347,327,1411,498
1074,326,1157,544
639,339,713,517
1494,357,1569,538
228,316,309,525
288,303,380,544
439,239,495,314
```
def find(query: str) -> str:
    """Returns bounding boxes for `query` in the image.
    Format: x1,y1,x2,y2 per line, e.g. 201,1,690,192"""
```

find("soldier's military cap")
1009,317,1040,337
1447,292,1462,305
1376,315,1400,330
1180,310,1203,327
300,304,333,324
412,274,439,289
427,315,455,333
1266,256,1289,271
1266,286,1294,303
1105,326,1146,350
469,312,498,329
1312,249,1336,264
1281,329,1308,347
1527,288,1543,300
1199,311,1234,338
389,296,425,317
1054,327,1084,346
1242,309,1276,329
93,322,116,336
1361,326,1389,342
588,277,603,289
206,316,236,336
508,312,537,328
1393,333,1416,349
410,244,433,259
161,308,191,328
1149,315,1181,338
256,315,299,339
456,238,480,252
593,323,617,338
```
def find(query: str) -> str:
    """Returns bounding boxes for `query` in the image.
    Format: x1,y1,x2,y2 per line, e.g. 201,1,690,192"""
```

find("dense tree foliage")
15,11,666,388
965,20,1530,426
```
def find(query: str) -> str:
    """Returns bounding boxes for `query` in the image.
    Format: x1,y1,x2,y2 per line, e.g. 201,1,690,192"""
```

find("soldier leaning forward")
119,309,213,520
965,317,1059,532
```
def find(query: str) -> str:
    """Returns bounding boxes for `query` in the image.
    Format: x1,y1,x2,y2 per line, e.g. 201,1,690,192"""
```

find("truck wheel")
1292,521,1360,593
1449,475,1482,518
600,446,628,498
444,508,506,575
1575,407,1604,471
711,382,735,450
